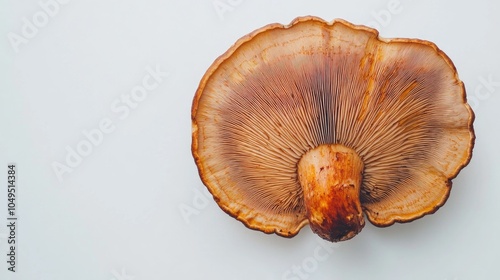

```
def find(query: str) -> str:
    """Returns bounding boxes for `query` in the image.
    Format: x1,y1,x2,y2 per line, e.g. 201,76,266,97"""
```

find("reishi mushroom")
191,17,475,242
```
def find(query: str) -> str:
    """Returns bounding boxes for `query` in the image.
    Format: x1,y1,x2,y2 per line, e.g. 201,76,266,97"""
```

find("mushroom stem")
298,144,365,242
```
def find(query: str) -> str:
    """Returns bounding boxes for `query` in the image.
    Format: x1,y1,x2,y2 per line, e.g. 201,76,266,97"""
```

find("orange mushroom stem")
298,144,365,242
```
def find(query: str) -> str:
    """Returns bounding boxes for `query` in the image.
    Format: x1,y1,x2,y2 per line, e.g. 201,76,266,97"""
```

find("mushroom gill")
191,17,475,242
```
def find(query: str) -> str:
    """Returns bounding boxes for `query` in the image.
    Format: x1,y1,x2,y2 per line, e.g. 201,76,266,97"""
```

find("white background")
1,0,499,279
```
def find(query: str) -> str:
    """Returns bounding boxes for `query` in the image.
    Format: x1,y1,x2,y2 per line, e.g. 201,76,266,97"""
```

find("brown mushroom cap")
192,17,475,240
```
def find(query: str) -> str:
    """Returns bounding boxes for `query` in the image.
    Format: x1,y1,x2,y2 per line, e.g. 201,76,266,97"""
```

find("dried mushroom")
191,17,475,242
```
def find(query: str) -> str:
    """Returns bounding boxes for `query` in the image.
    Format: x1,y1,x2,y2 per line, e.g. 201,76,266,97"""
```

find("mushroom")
191,17,475,242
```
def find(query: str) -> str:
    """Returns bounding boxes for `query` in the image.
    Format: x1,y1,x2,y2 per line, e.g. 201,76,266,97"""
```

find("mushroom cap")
191,17,475,237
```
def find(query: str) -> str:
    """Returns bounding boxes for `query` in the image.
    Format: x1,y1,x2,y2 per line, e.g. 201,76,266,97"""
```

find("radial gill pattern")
192,18,474,236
